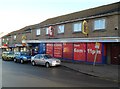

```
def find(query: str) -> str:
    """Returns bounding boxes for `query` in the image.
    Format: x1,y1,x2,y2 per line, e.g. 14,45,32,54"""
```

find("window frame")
93,19,106,31
36,29,41,36
57,25,65,34
46,27,49,35
73,22,82,32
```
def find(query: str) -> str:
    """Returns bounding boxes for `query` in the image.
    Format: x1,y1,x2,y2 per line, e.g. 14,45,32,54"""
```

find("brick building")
2,2,120,64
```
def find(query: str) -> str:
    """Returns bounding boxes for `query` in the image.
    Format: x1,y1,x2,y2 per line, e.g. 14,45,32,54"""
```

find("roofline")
41,12,119,27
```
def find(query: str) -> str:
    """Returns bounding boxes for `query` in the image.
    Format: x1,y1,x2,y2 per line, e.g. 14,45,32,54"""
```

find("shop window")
94,19,106,30
25,29,32,33
36,29,41,36
57,25,64,34
73,22,82,32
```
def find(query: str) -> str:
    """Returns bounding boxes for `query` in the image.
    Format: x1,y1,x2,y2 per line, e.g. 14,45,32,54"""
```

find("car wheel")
32,61,36,66
20,60,24,64
45,62,50,68
2,57,5,61
7,57,9,60
14,59,17,62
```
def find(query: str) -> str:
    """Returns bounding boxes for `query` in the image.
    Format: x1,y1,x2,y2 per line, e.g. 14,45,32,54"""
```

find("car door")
15,53,20,60
39,55,46,65
34,55,40,64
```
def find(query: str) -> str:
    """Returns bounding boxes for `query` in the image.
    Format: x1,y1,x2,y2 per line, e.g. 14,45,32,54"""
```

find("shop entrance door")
111,43,120,65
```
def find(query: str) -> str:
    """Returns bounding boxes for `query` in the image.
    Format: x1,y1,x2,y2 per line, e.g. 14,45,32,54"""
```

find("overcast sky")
0,0,119,36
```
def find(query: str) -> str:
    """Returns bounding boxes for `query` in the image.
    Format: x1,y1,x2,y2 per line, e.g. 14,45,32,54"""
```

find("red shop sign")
63,43,73,60
87,43,102,63
54,43,62,58
46,43,53,57
74,43,86,61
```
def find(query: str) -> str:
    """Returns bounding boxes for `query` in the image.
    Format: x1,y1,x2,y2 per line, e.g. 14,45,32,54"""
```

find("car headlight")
52,61,56,65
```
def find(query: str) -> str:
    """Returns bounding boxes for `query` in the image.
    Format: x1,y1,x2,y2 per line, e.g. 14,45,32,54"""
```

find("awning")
3,44,8,46
14,44,23,47
0,46,8,48
26,37,120,43
14,43,28,47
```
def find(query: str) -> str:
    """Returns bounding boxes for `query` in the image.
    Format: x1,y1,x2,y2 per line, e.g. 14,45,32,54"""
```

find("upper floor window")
94,19,106,30
36,29,41,36
58,25,64,34
2,38,4,42
25,29,32,33
46,27,49,35
73,22,82,32
14,35,16,40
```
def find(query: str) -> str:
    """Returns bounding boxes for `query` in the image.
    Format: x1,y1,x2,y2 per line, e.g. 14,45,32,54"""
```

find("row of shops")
28,42,106,64
1,37,120,65
26,37,119,65
1,2,120,65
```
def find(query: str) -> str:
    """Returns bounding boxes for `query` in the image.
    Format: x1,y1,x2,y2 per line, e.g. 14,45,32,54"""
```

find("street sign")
95,42,100,49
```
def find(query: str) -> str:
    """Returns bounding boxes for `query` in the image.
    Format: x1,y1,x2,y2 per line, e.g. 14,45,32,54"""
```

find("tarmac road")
1,59,119,88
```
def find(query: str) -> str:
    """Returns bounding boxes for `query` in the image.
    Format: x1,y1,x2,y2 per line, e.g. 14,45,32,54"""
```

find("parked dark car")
14,52,31,64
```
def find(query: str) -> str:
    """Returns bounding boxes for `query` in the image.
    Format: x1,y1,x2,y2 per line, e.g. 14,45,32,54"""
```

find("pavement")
61,61,119,83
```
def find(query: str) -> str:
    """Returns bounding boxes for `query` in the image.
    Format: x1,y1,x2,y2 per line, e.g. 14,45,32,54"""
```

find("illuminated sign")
82,20,89,36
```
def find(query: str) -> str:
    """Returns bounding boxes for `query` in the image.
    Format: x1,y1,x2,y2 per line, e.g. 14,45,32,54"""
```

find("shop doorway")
111,43,120,65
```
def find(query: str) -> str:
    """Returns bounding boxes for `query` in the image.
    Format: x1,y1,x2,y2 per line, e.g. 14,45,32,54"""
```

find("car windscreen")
9,52,14,55
44,55,52,59
21,52,29,56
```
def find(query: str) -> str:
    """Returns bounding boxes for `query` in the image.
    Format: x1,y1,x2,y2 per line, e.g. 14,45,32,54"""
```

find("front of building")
2,2,120,65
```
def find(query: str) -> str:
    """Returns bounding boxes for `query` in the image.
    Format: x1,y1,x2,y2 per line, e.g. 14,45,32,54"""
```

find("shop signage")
87,49,101,55
87,43,102,63
82,20,89,36
22,35,26,40
74,43,86,61
46,43,53,57
63,43,73,60
54,43,62,58
48,26,54,37
22,35,27,46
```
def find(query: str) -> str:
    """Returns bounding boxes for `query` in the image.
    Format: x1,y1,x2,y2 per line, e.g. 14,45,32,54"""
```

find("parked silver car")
31,54,61,68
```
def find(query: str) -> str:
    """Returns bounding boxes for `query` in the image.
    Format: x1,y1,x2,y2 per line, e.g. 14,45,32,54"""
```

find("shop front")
45,42,106,64
111,43,120,65
26,37,119,65
28,43,46,56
